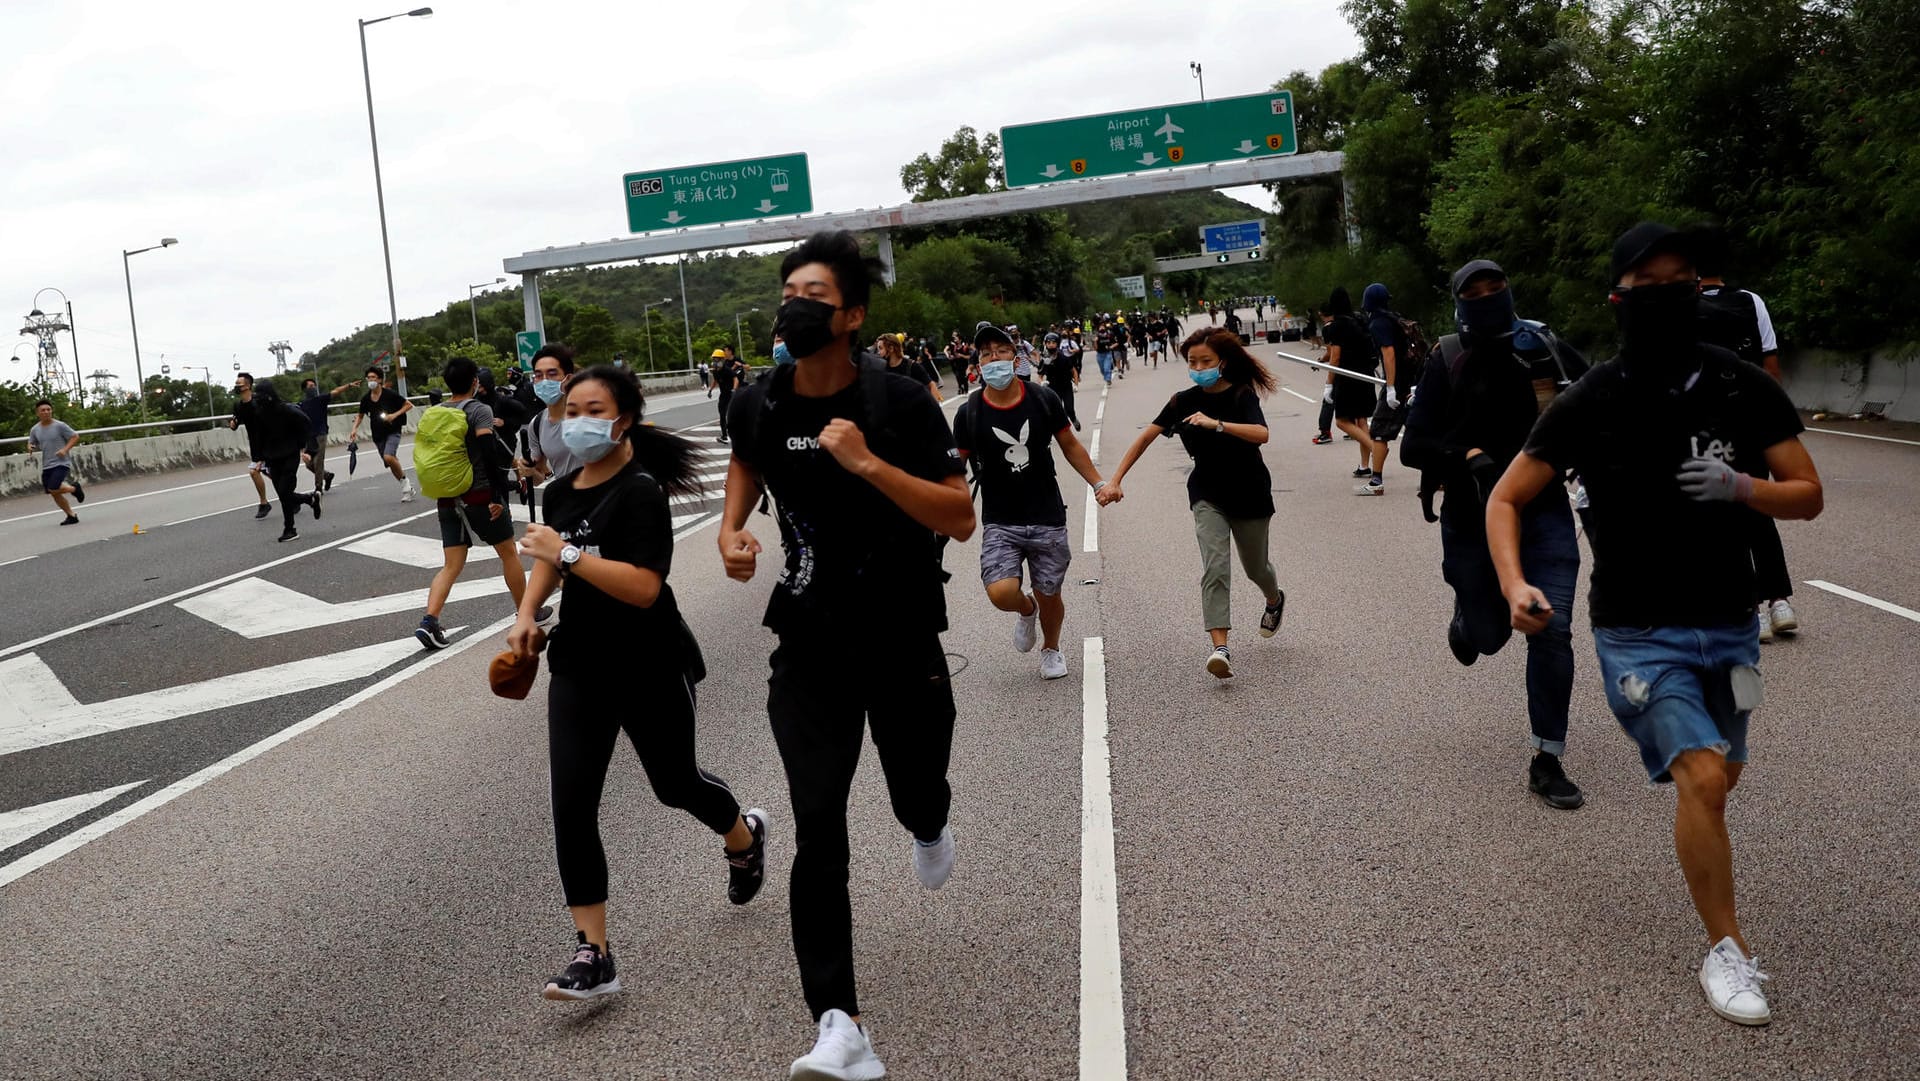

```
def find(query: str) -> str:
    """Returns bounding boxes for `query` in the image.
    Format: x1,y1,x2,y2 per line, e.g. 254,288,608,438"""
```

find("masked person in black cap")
1487,222,1824,1027
1401,260,1588,809
1039,330,1083,432
718,230,974,1080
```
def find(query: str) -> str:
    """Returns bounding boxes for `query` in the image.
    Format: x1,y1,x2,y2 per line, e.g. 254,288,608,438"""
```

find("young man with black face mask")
1487,222,1823,1027
1401,260,1588,809
718,230,974,1080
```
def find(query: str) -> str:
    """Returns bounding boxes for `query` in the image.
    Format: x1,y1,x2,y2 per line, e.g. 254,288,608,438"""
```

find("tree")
900,126,1005,202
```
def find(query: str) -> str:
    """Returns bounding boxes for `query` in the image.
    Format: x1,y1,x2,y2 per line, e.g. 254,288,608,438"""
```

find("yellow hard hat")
711,348,727,358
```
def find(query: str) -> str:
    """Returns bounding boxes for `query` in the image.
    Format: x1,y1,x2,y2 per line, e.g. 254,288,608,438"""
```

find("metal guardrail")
0,394,433,448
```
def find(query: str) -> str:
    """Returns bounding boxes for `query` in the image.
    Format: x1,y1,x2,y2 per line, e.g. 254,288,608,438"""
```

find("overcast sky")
2,0,1357,390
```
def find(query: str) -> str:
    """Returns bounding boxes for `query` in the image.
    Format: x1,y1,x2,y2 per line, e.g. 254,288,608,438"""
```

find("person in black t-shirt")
1488,222,1823,1028
717,230,973,1081
954,322,1105,681
297,377,354,493
1102,327,1287,679
1038,330,1083,432
510,365,770,1004
711,347,744,444
1321,287,1386,492
226,372,273,518
347,366,415,502
1401,259,1590,810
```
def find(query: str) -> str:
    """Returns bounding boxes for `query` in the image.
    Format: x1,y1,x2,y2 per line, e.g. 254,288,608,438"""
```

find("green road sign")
622,153,813,233
1001,91,1296,188
516,330,543,366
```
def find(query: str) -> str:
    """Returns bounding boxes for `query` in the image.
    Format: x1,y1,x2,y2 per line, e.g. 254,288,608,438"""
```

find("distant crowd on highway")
21,219,1822,1076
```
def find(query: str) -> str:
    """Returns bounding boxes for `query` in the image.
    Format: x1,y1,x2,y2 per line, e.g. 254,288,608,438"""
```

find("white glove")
1322,384,1335,405
1676,456,1753,503
1386,386,1400,409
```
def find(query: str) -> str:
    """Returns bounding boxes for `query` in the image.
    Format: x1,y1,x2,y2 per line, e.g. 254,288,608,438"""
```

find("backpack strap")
1435,333,1470,388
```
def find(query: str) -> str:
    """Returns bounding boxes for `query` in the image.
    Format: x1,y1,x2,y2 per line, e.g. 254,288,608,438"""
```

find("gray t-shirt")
28,420,76,469
525,410,582,481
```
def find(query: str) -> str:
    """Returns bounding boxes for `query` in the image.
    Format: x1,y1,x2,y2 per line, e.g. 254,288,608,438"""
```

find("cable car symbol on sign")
770,169,791,193
1070,159,1088,175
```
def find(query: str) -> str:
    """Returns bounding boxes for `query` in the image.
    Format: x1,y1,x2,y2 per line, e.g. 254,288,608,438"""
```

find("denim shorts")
1592,621,1761,783
979,523,1071,595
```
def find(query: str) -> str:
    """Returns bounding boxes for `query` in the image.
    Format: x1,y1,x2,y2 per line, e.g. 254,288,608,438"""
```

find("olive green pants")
1193,500,1281,631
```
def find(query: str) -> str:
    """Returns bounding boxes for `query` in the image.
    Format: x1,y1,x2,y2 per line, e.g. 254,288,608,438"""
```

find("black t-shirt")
359,389,409,442
541,461,680,674
731,367,965,636
1040,349,1078,389
890,358,937,387
1523,349,1804,628
714,361,744,394
953,382,1071,527
1151,385,1274,518
1325,315,1378,376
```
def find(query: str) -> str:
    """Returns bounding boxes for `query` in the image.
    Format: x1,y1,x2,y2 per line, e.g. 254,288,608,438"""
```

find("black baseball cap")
973,321,1014,348
1611,222,1694,285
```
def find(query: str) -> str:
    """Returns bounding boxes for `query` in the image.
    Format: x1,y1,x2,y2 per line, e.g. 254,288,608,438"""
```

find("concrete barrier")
1780,345,1919,421
1,412,385,499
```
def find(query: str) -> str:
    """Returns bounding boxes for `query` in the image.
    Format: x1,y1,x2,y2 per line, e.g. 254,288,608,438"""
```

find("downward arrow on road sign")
1039,164,1064,179
1136,152,1159,166
664,211,686,225
1235,139,1258,154
755,199,778,214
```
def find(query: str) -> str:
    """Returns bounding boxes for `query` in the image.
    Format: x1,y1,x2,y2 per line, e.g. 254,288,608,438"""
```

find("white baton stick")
1273,349,1387,386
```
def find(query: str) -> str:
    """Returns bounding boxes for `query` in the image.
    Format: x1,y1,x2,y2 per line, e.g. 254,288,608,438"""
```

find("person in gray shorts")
953,322,1106,681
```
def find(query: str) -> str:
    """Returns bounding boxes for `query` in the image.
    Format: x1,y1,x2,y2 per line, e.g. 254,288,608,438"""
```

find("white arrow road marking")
0,782,145,853
0,633,450,757
1040,164,1065,179
177,577,507,639
755,199,779,213
1236,139,1258,153
0,653,82,729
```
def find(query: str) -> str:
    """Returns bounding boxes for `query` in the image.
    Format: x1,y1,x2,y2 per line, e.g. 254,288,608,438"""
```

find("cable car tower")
19,288,80,398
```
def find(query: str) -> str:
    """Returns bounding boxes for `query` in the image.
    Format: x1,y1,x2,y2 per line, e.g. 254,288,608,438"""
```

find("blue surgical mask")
533,378,564,405
1189,367,1222,388
560,416,621,462
772,341,793,365
981,360,1017,389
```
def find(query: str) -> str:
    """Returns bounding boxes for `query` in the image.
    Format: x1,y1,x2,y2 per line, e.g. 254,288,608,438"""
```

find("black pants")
768,634,955,1020
1317,397,1335,436
1050,380,1078,426
1752,515,1792,601
265,454,310,528
716,389,735,439
548,667,740,907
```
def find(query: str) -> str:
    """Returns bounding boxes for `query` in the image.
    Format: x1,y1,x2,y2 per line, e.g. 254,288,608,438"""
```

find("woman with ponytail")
1098,328,1287,679
507,364,770,1002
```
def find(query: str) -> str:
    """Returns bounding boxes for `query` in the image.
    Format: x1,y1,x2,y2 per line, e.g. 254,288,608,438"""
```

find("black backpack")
1696,287,1765,365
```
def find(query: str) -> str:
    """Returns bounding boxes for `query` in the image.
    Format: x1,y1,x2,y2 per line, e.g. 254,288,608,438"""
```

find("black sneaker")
726,808,770,905
716,435,730,444
1448,604,1477,667
534,605,554,625
71,480,85,503
1259,591,1286,638
323,471,335,492
1528,752,1585,810
277,526,299,543
59,515,79,526
254,503,272,519
1351,466,1373,478
1311,433,1333,445
309,490,322,519
415,616,449,650
543,933,621,1001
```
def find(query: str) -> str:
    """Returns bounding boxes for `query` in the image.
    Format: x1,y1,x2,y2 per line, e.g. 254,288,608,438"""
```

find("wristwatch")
1214,417,1227,432
557,544,582,575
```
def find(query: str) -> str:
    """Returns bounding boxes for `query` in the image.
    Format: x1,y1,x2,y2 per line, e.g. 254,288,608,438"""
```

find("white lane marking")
1079,636,1128,1080
685,424,721,432
0,510,439,663
1096,401,1106,422
1281,386,1316,404
0,612,513,891
344,530,499,568
1084,430,1102,553
0,555,36,569
0,782,147,852
1804,580,1920,624
177,577,506,639
0,653,82,728
1804,427,1920,447
694,471,729,484
673,512,720,541
158,503,272,529
0,632,444,757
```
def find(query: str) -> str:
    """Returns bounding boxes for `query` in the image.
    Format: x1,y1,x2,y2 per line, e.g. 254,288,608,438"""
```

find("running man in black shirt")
718,230,974,1080
1102,328,1286,679
347,366,415,502
1321,287,1385,493
1038,330,1083,432
1488,223,1823,1027
955,322,1105,681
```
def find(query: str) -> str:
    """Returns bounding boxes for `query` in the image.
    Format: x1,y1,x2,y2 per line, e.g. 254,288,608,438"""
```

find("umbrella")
347,439,358,475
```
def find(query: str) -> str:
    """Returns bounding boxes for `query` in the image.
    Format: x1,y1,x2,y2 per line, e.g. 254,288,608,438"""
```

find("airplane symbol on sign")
1154,114,1184,145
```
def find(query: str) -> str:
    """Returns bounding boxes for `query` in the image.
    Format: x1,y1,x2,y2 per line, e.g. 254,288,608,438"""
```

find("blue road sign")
1201,220,1264,254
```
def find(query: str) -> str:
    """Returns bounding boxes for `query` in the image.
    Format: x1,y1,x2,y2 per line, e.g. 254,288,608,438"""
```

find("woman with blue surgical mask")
509,364,772,1003
1100,328,1288,679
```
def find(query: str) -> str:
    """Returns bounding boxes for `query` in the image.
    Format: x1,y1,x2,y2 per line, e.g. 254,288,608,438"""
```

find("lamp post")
467,276,505,343
122,237,178,420
358,6,433,397
640,295,672,371
733,307,760,361
1190,61,1206,101
173,363,216,427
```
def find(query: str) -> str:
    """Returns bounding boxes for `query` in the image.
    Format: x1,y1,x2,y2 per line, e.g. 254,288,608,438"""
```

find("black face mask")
1613,281,1699,383
774,297,841,360
1455,289,1516,343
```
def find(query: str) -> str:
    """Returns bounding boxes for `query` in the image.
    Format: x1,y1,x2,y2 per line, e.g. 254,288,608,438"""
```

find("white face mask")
367,380,379,390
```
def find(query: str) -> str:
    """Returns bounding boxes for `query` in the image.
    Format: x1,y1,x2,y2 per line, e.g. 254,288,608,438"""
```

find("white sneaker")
912,825,954,890
1039,647,1068,680
1206,646,1233,679
1353,479,1384,496
1012,599,1038,653
1699,937,1772,1025
1770,599,1799,635
400,480,415,503
790,1009,886,1080
1756,605,1775,644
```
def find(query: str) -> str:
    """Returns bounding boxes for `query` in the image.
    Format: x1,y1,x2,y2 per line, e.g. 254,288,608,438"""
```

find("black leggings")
1051,380,1078,426
265,455,309,528
716,390,735,439
547,667,740,907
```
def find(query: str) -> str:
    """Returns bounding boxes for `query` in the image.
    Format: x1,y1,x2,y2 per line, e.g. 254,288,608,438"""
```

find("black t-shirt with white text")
1523,348,1804,628
953,382,1071,527
541,461,680,674
1151,385,1274,519
730,368,965,636
358,389,409,442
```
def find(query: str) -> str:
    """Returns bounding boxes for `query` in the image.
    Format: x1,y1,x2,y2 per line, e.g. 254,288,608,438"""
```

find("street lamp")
733,308,760,360
173,363,216,426
1190,61,1206,101
467,276,506,343
358,6,433,397
640,295,673,371
122,236,178,420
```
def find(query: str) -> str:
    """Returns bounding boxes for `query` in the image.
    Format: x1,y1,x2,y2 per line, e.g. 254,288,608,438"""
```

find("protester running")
249,381,323,542
1321,287,1387,494
1101,328,1286,679
227,372,274,519
348,366,415,502
27,399,85,525
299,377,354,493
